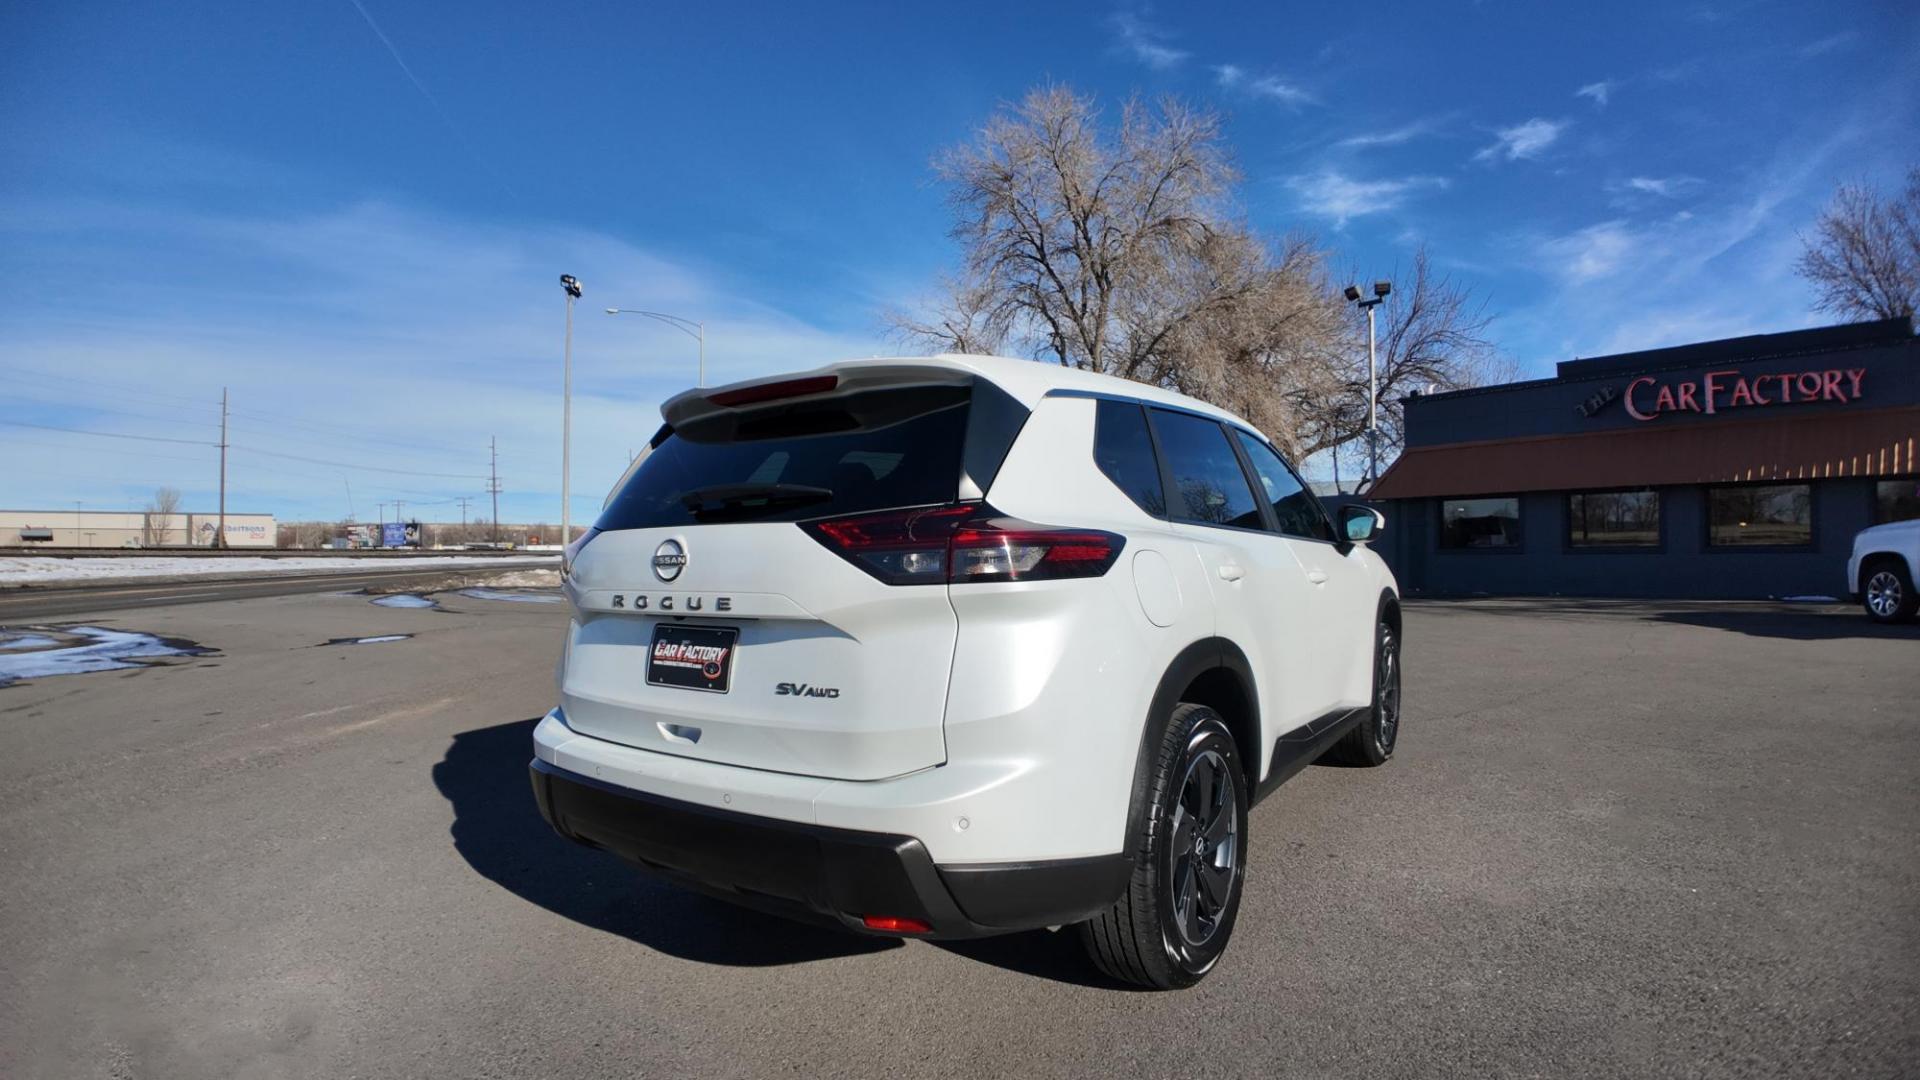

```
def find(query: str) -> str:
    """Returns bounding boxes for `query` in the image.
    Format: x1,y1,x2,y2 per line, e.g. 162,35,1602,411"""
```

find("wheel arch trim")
1123,637,1261,856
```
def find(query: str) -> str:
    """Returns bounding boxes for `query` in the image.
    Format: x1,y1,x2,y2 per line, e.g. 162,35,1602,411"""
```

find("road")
0,592,1915,1078
0,564,554,620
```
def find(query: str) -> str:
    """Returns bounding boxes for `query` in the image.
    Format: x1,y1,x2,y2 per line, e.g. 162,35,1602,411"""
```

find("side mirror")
1340,504,1385,543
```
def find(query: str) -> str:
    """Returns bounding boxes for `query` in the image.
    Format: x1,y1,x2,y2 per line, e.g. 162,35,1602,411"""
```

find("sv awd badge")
776,682,840,699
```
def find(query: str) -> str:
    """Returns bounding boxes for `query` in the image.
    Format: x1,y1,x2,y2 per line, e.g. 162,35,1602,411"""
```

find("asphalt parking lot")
1,589,1915,1079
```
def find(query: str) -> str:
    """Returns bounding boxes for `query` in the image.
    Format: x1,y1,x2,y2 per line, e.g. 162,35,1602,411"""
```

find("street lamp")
1344,279,1391,489
604,307,706,388
559,274,582,548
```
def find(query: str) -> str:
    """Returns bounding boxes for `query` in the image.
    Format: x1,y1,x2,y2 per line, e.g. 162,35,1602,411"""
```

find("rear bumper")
529,758,1129,938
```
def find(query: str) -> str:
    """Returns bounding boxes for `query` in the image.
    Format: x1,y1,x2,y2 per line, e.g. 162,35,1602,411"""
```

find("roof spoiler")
660,363,975,428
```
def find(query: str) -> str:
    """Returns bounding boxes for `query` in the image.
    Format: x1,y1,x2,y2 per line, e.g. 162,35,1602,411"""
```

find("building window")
1440,497,1522,549
1707,484,1812,547
1875,477,1920,524
1567,490,1660,547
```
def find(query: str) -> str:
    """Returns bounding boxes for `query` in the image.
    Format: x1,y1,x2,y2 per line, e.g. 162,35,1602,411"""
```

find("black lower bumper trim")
529,759,1127,938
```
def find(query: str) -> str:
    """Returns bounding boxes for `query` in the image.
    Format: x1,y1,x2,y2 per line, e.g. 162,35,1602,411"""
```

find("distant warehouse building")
0,509,277,549
1367,317,1919,599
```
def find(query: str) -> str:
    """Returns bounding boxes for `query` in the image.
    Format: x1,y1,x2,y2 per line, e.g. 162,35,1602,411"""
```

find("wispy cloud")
1109,13,1189,70
1336,116,1446,149
1797,31,1857,58
1285,170,1448,226
1473,118,1567,163
1618,175,1703,198
345,0,512,196
0,196,883,520
1538,220,1639,283
1507,117,1870,363
1575,80,1615,108
1213,64,1314,107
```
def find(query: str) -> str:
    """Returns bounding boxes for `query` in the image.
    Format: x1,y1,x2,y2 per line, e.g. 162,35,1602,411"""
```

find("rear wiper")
678,483,833,516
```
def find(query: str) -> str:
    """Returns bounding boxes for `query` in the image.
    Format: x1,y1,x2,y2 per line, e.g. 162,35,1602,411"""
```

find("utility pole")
455,496,471,526
216,387,230,548
487,435,502,544
393,499,406,525
344,479,356,522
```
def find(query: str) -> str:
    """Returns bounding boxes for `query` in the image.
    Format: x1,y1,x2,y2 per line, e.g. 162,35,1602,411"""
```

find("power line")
2,363,485,458
0,438,222,468
229,444,488,480
0,419,219,446
5,398,224,433
0,363,226,411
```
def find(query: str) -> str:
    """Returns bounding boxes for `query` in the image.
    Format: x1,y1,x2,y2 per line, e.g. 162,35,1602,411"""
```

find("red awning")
1369,405,1920,499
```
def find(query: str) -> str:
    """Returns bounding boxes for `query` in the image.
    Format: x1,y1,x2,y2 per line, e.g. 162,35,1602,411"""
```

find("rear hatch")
560,366,1027,781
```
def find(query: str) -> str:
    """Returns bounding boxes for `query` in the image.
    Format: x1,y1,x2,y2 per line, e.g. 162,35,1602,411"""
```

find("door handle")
1306,569,1329,585
1218,563,1245,582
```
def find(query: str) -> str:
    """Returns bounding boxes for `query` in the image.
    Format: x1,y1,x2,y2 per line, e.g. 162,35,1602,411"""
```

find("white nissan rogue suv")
530,354,1402,988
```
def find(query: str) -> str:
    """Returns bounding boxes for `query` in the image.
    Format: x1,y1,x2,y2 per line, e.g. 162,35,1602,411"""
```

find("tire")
1323,617,1402,766
1078,704,1248,990
1861,558,1918,624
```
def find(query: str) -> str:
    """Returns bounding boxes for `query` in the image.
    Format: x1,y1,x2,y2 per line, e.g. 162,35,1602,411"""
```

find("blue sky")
2,1,1915,523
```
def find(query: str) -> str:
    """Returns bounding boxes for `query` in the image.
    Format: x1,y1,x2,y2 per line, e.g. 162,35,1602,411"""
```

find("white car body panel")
537,353,1400,879
1847,519,1920,595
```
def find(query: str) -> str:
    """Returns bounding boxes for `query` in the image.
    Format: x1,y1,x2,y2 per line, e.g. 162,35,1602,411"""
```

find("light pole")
604,307,706,388
1343,280,1392,489
560,274,583,547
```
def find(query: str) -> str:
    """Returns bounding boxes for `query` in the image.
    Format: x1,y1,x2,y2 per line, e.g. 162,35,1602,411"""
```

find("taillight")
801,504,1124,585
860,914,932,934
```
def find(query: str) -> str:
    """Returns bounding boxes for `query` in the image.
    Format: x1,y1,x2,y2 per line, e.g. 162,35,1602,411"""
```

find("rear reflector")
802,503,1124,585
861,915,933,934
706,375,839,408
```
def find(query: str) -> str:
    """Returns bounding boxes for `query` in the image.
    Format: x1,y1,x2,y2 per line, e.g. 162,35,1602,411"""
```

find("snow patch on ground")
0,626,216,686
371,594,439,609
0,555,559,586
458,588,562,604
322,634,412,646
473,569,562,588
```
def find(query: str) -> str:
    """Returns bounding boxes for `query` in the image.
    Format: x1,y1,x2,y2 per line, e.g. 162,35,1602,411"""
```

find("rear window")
597,384,975,530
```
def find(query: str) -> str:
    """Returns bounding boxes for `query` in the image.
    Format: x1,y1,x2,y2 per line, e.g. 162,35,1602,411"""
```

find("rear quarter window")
1093,399,1167,517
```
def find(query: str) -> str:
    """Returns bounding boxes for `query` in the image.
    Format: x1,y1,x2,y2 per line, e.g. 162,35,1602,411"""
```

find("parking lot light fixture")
560,275,582,546
1346,280,1392,489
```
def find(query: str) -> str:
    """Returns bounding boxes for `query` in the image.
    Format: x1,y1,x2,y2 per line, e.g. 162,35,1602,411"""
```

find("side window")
1093,400,1167,517
1147,409,1264,529
1232,430,1334,542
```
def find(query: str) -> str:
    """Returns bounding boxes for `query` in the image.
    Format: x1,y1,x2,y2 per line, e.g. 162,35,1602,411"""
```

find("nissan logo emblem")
652,539,687,582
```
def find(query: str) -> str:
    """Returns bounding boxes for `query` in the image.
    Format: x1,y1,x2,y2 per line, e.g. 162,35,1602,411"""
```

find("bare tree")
144,486,183,547
892,86,1501,460
1796,168,1920,322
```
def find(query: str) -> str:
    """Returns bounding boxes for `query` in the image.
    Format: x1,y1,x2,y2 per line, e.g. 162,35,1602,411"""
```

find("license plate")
646,624,739,694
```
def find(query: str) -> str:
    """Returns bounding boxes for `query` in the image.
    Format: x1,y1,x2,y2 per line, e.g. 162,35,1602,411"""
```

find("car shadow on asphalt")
1648,608,1920,641
930,931,1141,990
432,717,898,967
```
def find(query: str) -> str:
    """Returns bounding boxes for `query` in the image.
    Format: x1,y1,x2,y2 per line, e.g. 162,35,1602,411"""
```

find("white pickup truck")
1848,520,1919,623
